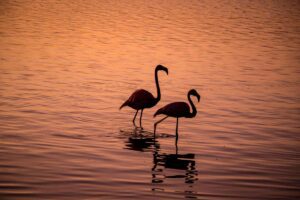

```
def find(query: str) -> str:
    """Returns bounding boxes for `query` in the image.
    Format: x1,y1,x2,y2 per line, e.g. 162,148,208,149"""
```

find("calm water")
1,0,300,199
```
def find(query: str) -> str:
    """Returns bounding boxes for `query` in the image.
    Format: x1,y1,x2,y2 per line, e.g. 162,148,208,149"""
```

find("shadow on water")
121,128,199,199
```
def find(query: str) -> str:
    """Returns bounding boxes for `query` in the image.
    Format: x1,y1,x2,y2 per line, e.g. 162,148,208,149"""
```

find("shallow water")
1,0,300,199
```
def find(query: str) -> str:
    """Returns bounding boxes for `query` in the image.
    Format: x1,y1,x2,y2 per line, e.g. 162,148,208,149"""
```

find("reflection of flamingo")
151,142,198,189
153,89,201,141
121,128,198,197
123,129,159,152
152,150,197,184
120,65,168,128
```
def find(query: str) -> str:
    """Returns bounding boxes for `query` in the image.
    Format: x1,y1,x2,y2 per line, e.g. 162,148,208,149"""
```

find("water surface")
1,0,300,199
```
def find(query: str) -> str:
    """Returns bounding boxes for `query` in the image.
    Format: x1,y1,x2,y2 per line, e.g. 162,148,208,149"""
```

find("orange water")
1,0,300,199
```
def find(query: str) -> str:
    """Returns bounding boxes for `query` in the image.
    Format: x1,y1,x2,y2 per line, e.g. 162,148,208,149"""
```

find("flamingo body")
121,89,156,110
154,102,190,118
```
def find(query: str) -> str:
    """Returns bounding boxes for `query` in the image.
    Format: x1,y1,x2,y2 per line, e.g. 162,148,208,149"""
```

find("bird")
153,89,201,142
120,65,169,128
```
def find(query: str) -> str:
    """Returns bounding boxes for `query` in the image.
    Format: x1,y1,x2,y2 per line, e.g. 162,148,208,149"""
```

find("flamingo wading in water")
153,89,201,142
120,65,169,128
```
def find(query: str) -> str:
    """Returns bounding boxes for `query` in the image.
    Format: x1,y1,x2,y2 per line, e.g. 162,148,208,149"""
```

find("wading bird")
153,89,201,142
120,65,168,128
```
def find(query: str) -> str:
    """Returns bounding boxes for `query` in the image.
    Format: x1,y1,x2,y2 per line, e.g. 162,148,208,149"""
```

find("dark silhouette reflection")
151,146,198,199
152,150,197,184
123,128,160,152
121,128,198,199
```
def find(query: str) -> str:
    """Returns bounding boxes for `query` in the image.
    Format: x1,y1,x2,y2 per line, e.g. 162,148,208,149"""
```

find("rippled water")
1,0,300,199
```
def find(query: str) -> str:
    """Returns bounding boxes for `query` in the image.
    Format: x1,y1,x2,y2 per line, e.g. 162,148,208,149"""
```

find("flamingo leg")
154,116,169,135
139,109,144,128
133,110,139,126
175,117,179,146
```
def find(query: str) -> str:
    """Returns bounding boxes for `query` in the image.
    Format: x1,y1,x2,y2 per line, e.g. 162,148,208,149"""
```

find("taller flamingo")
120,65,168,128
153,89,201,142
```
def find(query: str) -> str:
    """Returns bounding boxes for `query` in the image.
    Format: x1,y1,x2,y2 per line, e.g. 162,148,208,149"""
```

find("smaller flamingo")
153,89,201,141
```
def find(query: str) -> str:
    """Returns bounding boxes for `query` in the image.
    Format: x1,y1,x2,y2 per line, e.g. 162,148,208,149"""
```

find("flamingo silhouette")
120,65,168,128
153,89,200,142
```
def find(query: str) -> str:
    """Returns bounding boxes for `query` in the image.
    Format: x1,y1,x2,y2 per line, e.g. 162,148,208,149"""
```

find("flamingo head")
156,64,168,75
189,89,201,102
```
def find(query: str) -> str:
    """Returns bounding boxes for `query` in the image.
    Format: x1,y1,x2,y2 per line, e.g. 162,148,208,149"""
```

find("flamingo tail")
119,100,129,110
154,108,164,117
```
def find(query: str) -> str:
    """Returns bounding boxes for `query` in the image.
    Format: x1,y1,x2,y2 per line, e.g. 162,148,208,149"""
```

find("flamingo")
153,89,201,142
120,65,168,128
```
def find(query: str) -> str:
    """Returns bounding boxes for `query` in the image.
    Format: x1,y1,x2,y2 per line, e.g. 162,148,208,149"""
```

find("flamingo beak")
165,68,169,75
197,94,200,102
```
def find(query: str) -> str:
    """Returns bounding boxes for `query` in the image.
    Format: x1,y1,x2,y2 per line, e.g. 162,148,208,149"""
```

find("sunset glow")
0,0,299,199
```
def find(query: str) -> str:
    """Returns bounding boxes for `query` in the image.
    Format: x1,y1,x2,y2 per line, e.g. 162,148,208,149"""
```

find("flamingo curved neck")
187,94,197,118
155,69,161,102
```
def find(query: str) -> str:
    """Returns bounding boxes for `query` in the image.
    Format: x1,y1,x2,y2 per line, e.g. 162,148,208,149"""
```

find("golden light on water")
0,0,300,199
